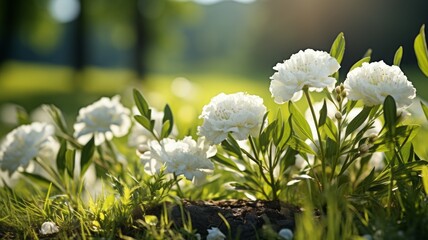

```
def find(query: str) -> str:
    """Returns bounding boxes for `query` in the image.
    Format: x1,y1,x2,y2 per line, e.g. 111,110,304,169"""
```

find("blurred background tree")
0,0,427,135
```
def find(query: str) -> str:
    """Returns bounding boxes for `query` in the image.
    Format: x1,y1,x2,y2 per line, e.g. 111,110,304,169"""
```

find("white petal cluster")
140,137,216,181
270,49,340,103
198,92,266,145
128,107,178,147
344,61,416,108
206,227,226,240
0,122,56,175
40,221,59,235
73,95,131,145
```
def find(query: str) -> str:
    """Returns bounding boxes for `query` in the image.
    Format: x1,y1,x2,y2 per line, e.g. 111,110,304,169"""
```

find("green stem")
303,88,327,188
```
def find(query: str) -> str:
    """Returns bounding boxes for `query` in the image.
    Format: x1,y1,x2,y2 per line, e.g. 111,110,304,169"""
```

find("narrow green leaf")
288,102,313,141
160,120,171,139
133,89,150,117
393,46,403,66
43,104,69,134
80,137,95,176
345,106,372,137
318,100,328,127
422,165,428,195
22,172,57,190
56,139,67,174
329,32,346,64
211,154,240,172
162,104,174,137
288,136,316,155
65,149,75,177
134,115,153,131
363,49,372,58
383,95,397,139
350,56,371,71
421,101,428,120
414,24,428,77
16,106,30,125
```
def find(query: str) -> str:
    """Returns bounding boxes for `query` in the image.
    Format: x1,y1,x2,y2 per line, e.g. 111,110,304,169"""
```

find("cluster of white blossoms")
73,95,131,145
140,137,216,182
198,92,267,145
270,49,340,103
206,227,226,240
344,61,416,108
0,122,57,175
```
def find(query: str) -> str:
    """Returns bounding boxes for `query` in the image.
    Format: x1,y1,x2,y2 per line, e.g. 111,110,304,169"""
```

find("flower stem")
303,88,327,188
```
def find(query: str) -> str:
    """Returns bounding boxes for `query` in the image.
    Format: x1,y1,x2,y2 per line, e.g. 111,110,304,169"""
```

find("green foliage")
414,24,428,76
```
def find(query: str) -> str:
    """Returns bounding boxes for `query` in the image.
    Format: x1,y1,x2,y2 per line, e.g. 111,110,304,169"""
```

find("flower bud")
335,112,343,120
40,221,59,235
359,143,370,154
336,95,342,102
368,133,378,143
137,144,149,155
335,86,341,94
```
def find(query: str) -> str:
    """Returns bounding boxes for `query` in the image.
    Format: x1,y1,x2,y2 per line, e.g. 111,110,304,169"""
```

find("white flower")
198,92,266,145
278,228,294,240
206,227,226,240
73,95,131,145
128,107,178,147
344,61,416,108
140,137,216,182
270,49,340,103
0,122,56,175
40,221,59,235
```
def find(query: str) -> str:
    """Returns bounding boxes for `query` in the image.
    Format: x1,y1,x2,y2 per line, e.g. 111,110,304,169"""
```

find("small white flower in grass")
206,227,226,240
270,49,340,103
73,95,131,145
344,61,416,108
140,137,216,182
278,228,294,239
198,92,266,145
128,107,178,148
40,221,59,235
0,122,56,175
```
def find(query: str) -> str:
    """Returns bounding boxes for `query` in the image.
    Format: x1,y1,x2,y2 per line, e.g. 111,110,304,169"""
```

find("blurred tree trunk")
134,0,145,80
0,0,20,67
72,0,85,91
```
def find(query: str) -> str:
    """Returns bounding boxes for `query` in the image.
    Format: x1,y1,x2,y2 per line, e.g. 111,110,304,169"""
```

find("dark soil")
144,199,301,240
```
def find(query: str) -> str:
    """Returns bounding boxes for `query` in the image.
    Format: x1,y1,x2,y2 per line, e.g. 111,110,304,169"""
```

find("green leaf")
134,115,154,131
80,137,95,177
422,165,428,195
288,136,316,155
329,32,345,80
383,95,397,139
65,149,76,177
414,24,428,77
393,46,403,66
329,32,345,64
22,172,57,190
43,104,68,134
160,120,171,139
162,104,174,137
318,100,328,127
16,106,30,125
421,101,428,120
288,102,313,141
363,49,372,58
211,154,240,172
133,89,150,117
350,56,371,71
345,106,372,137
56,139,67,174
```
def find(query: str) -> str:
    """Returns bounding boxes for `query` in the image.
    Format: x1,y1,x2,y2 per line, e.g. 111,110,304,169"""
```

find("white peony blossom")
0,122,57,175
344,61,416,108
140,137,216,182
128,107,178,147
206,227,226,240
40,221,59,235
270,49,340,103
73,95,131,145
198,92,266,145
